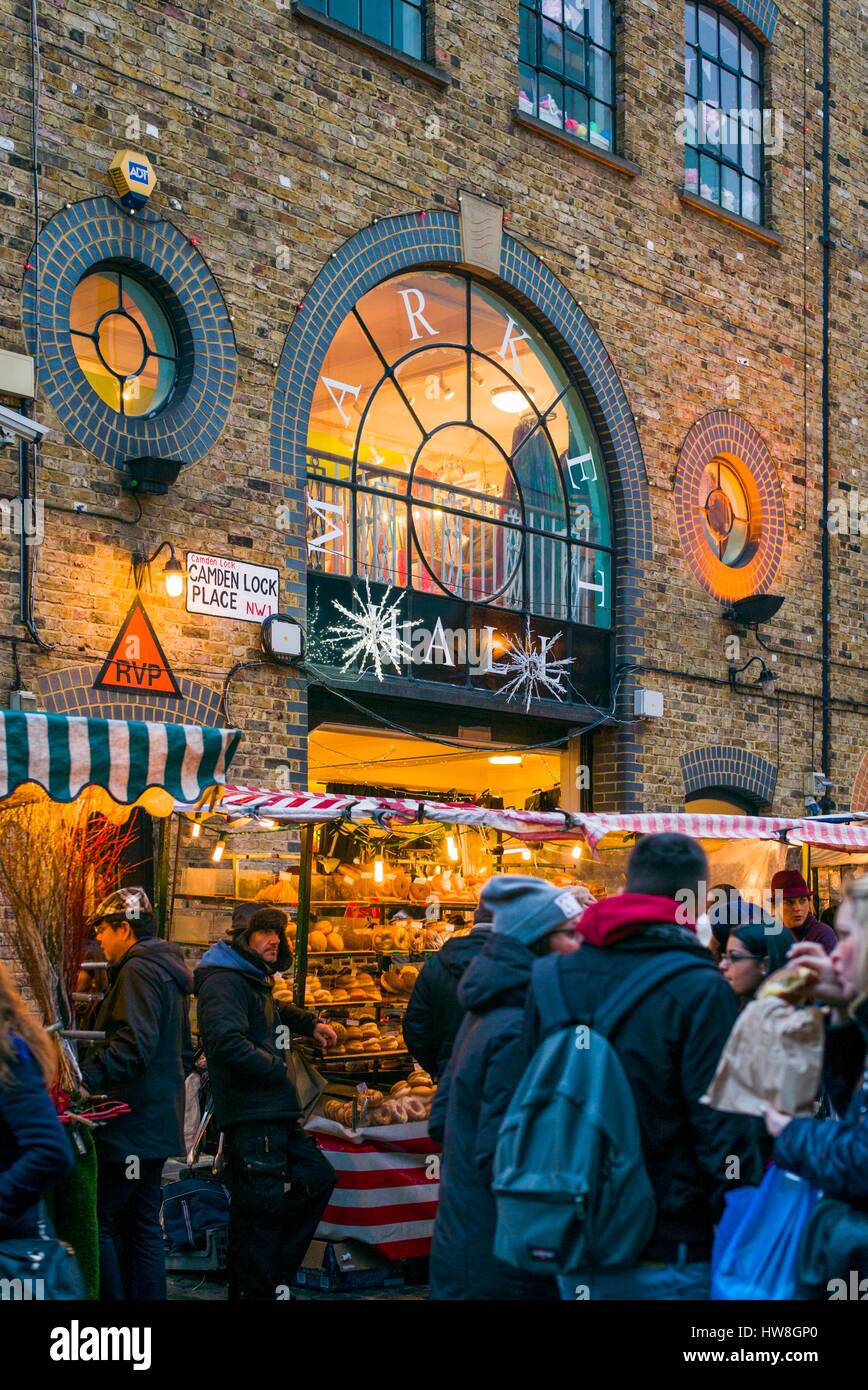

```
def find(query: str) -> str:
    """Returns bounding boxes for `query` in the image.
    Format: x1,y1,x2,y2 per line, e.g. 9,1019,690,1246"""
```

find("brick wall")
0,0,862,826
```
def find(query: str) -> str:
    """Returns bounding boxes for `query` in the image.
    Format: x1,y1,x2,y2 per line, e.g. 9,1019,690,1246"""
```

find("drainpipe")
819,0,833,809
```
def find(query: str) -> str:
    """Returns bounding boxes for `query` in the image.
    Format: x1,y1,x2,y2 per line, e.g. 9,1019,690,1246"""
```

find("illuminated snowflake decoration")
331,582,416,681
495,629,573,711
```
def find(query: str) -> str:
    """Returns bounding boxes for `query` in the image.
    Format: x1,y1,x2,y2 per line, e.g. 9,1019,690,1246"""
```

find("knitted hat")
481,874,584,946
770,869,810,900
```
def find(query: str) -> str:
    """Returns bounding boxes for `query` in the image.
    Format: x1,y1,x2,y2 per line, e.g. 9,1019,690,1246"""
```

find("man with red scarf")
521,833,763,1300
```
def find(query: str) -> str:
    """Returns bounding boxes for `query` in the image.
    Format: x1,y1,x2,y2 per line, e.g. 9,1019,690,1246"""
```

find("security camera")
0,404,50,447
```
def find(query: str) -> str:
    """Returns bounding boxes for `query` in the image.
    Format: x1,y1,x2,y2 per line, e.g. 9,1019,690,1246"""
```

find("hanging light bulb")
521,848,532,862
374,858,385,883
571,844,583,859
259,819,277,830
446,834,459,862
212,834,227,864
190,821,201,840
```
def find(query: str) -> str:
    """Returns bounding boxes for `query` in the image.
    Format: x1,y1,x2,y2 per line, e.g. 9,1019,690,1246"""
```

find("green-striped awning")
0,710,242,818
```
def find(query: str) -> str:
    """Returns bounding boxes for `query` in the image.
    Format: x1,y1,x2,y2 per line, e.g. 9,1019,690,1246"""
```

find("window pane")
308,311,381,459
357,378,424,491
538,74,565,127
684,145,699,192
526,535,569,619
700,57,719,105
721,163,740,212
701,98,721,148
518,64,538,114
698,5,717,56
685,45,698,96
330,0,358,28
589,44,611,102
357,271,467,366
571,548,611,628
741,34,759,78
563,0,585,34
587,0,612,49
589,100,612,148
700,154,720,203
393,345,467,434
719,16,739,68
741,177,761,223
685,1,697,44
121,277,175,358
564,30,586,87
393,0,422,58
70,332,121,412
512,424,567,535
542,0,562,20
307,476,353,576
541,18,564,73
519,5,537,64
361,0,390,45
565,86,589,139
741,78,761,126
355,491,408,587
683,95,698,147
741,127,762,179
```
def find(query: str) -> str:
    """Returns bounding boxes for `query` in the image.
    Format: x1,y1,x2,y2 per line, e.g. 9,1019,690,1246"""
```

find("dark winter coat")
194,939,317,1131
795,913,838,955
402,928,490,1079
427,932,558,1301
520,924,766,1262
0,1038,74,1237
774,997,868,1204
80,937,194,1162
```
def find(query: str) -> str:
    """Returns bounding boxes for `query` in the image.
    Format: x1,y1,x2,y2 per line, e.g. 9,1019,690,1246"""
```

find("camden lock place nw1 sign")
186,553,280,624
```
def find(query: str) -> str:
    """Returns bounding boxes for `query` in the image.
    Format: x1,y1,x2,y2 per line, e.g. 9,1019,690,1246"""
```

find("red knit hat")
771,869,810,900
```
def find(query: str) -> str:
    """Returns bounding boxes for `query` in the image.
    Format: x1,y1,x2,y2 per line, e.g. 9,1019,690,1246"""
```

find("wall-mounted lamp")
728,656,776,692
132,540,185,598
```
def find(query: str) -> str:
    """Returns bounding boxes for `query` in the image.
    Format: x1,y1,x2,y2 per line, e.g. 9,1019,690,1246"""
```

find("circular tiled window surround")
23,197,236,472
674,410,784,601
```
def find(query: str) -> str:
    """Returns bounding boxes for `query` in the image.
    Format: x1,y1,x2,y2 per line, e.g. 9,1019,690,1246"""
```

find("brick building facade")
0,0,864,838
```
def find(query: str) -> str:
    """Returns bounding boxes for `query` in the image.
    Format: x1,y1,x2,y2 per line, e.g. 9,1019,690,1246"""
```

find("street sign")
94,597,181,696
186,552,280,624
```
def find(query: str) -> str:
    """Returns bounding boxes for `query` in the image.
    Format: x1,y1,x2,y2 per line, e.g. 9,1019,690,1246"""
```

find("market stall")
169,785,868,1263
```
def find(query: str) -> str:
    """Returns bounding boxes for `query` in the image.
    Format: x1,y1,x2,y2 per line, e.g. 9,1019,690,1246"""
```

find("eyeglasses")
721,951,764,964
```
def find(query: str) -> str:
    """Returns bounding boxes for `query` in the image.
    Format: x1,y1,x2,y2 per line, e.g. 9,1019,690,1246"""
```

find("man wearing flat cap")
770,869,837,954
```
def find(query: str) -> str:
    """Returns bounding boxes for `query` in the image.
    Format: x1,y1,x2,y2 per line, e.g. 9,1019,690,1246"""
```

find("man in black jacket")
521,834,764,1300
195,905,337,1300
402,907,492,1078
80,888,193,1301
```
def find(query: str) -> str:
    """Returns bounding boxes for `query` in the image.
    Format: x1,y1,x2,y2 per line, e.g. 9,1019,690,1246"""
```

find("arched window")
684,3,764,224
69,267,178,417
305,271,612,631
518,0,615,152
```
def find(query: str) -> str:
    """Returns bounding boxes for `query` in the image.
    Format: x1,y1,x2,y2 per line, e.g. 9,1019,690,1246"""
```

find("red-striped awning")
185,787,868,856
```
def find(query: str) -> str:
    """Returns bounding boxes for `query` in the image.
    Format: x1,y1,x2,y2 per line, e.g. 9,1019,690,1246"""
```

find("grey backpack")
492,950,712,1274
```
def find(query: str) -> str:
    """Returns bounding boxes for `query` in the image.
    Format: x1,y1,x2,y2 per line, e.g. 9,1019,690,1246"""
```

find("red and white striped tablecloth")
306,1118,441,1261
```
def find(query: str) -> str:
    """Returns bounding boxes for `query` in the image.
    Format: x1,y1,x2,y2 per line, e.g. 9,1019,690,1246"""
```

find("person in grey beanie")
428,875,584,1300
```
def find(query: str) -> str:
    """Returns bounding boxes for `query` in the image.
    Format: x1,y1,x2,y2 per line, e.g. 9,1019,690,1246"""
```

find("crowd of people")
0,834,866,1302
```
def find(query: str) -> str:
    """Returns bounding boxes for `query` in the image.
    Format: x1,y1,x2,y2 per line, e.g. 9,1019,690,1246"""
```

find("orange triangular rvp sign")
94,597,182,697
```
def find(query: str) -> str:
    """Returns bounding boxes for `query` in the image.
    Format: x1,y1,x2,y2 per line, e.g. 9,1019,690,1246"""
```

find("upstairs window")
518,0,615,152
307,0,425,59
684,3,764,223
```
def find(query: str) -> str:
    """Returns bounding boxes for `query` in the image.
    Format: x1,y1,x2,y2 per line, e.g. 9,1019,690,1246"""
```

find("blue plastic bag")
712,1165,820,1300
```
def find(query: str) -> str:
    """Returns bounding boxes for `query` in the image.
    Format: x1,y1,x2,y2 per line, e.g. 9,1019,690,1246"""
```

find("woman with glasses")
714,897,794,1003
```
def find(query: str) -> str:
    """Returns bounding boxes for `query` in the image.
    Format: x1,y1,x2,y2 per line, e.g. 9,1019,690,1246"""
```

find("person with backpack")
427,876,583,1300
402,904,493,1079
78,887,194,1301
499,833,764,1300
195,904,338,1300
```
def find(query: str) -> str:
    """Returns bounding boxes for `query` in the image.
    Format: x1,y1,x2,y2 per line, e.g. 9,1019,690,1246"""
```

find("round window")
699,458,757,568
69,269,178,417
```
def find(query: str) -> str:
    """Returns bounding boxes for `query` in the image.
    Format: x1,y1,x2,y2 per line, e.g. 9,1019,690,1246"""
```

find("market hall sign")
186,553,280,624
